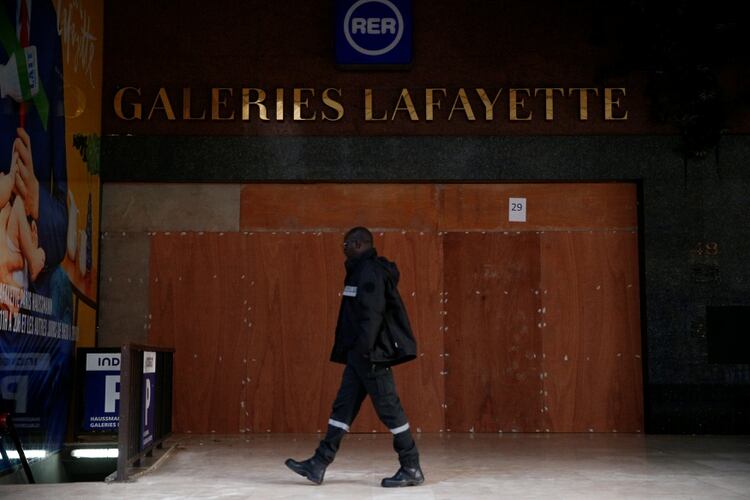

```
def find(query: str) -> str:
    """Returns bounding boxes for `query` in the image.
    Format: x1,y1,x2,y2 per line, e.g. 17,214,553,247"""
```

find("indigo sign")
82,352,120,431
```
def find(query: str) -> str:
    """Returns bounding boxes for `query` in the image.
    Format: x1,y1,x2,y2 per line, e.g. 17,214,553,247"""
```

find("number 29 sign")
509,197,527,222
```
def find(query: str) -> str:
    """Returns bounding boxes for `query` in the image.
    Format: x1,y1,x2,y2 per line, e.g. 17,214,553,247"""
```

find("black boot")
285,456,327,485
381,465,425,487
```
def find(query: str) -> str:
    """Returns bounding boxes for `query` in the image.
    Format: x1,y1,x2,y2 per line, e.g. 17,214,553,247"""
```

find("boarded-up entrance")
148,183,643,433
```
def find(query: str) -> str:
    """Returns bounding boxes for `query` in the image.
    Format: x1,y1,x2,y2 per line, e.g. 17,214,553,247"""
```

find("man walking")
285,227,424,487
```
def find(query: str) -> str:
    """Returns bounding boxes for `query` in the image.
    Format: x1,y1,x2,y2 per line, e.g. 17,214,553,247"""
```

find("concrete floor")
2,433,750,499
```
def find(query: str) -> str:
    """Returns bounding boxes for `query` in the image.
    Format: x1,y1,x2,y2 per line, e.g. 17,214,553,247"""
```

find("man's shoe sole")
285,459,323,485
381,478,425,487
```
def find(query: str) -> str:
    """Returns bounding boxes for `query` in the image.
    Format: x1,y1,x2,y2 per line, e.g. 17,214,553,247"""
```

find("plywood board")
240,184,439,231
444,232,545,432
242,232,342,432
376,232,445,432
439,183,638,231
539,231,643,432
149,233,248,433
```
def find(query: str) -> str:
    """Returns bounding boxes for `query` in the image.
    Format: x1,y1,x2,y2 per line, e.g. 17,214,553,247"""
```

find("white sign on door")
508,197,527,222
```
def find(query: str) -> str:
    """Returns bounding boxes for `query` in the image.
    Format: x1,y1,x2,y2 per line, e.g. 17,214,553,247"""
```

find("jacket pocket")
372,323,396,359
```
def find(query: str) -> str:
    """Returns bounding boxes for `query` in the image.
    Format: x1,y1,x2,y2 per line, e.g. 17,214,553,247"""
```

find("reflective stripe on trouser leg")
328,419,350,432
315,362,367,465
390,422,410,434
354,361,419,467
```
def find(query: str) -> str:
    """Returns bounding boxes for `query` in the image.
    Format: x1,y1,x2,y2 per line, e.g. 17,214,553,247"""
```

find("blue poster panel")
0,333,74,466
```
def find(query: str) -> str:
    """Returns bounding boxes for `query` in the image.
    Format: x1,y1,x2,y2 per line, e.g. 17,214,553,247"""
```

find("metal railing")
116,344,174,481
0,413,35,483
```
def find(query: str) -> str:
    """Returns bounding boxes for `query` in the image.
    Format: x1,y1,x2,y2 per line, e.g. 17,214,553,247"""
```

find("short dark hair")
344,226,373,244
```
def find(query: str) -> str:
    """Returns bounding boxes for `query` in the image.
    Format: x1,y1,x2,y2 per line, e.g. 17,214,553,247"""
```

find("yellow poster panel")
59,0,103,347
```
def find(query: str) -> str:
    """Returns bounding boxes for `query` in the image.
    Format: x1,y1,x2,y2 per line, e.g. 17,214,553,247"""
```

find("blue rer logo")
344,0,404,56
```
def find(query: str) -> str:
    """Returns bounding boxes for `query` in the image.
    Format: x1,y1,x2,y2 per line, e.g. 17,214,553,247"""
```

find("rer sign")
336,0,412,65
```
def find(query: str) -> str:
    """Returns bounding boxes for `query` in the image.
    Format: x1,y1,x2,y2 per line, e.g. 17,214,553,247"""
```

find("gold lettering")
293,88,317,121
391,88,419,121
475,88,502,120
604,88,628,120
448,88,476,121
425,88,447,121
182,88,206,120
365,88,387,121
322,88,344,121
114,86,141,120
276,88,285,121
569,88,599,120
509,88,532,121
211,88,235,120
534,88,564,121
242,88,269,121
147,88,176,120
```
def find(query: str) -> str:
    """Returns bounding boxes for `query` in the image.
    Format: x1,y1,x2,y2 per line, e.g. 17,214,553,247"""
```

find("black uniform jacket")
329,248,417,367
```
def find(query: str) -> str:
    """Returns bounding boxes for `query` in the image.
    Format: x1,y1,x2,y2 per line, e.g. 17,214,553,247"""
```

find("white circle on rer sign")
344,0,404,56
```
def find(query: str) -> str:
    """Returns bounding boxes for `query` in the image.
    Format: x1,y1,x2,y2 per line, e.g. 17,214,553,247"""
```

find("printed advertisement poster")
0,0,101,469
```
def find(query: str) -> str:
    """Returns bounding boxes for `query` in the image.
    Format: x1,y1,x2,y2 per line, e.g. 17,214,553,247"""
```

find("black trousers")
315,350,419,467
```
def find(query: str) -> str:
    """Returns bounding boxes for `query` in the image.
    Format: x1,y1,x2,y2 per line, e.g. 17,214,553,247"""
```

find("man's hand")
13,128,39,220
